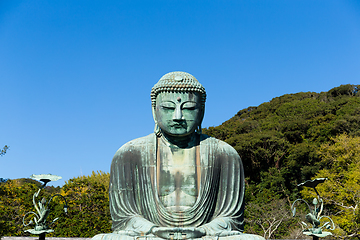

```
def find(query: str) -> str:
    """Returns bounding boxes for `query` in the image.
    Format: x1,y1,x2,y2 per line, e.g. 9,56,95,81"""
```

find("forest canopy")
203,84,360,238
203,84,360,199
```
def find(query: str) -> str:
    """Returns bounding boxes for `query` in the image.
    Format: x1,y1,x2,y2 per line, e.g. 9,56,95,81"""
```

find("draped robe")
93,133,265,240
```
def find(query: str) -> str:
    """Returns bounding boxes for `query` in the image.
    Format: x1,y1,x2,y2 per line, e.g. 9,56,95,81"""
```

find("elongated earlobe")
196,107,204,135
154,122,161,137
152,107,162,137
196,124,202,135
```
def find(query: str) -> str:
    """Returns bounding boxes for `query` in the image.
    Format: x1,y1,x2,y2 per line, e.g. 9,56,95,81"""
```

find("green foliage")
244,182,306,239
301,134,360,238
51,171,111,237
0,178,8,183
204,84,360,237
245,197,299,239
203,84,360,202
0,172,110,238
0,179,51,237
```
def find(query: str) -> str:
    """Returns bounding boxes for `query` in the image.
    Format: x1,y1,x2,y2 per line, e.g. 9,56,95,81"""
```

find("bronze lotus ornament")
23,174,67,240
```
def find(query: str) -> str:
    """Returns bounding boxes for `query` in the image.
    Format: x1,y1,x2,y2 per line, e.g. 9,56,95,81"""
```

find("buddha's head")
151,71,206,138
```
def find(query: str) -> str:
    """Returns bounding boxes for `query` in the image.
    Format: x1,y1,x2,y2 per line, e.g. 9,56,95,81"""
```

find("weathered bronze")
93,72,264,240
291,178,335,240
23,174,68,240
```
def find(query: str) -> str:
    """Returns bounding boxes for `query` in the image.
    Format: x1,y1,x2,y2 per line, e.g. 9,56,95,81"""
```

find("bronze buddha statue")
93,72,264,240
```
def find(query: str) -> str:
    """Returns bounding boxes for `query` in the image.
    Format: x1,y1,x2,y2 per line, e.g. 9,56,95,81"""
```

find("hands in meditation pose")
93,72,264,240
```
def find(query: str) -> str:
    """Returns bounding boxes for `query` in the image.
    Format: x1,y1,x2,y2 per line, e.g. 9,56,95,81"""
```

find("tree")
301,134,360,239
0,172,111,238
244,189,299,239
1,145,9,156
0,179,47,237
203,84,360,201
202,85,360,239
51,171,111,237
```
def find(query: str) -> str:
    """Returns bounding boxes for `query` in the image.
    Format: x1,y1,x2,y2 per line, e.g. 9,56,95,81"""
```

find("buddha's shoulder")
115,133,155,154
200,134,239,155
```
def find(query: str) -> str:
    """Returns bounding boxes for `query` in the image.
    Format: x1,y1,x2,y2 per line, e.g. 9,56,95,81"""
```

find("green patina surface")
92,72,265,240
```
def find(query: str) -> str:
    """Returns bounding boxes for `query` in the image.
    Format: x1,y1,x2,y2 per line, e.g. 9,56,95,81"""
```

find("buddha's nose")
173,106,183,121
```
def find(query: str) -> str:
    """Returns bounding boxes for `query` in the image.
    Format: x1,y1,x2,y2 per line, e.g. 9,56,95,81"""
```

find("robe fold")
109,133,245,236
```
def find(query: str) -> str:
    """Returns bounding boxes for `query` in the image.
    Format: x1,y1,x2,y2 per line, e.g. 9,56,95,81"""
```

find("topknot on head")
151,71,206,107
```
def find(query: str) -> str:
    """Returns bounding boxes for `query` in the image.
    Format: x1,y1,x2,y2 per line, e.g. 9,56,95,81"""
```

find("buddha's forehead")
156,91,200,103
151,71,206,108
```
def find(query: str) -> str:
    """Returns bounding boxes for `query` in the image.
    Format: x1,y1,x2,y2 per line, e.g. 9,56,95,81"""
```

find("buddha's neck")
161,132,197,148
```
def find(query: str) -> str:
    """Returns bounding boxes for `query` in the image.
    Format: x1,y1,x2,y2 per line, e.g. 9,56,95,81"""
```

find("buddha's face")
155,91,203,137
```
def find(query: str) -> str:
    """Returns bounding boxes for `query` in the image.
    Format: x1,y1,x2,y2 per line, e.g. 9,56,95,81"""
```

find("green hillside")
204,84,360,197
203,84,360,238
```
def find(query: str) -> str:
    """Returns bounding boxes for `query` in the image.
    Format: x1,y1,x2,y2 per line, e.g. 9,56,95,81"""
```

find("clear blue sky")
1,0,359,186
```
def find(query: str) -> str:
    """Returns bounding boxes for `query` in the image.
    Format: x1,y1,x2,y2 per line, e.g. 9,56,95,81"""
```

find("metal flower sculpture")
23,174,68,240
291,178,335,240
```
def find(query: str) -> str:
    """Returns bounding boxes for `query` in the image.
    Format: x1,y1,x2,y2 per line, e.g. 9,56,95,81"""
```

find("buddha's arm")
115,216,156,235
198,217,241,236
110,185,158,235
109,146,158,235
196,140,245,236
110,186,158,235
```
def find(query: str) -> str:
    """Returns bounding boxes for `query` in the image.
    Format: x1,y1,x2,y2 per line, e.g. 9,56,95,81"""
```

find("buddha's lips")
170,123,186,128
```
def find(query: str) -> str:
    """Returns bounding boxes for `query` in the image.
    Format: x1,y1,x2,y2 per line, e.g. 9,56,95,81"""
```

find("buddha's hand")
216,231,242,237
114,230,140,236
151,227,206,239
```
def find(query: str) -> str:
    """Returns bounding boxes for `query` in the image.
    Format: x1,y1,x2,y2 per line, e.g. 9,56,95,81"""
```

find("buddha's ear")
200,105,205,123
152,106,157,123
197,106,205,134
152,106,161,136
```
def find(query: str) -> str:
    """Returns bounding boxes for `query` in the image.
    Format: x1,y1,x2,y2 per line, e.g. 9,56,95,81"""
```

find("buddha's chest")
157,145,198,210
